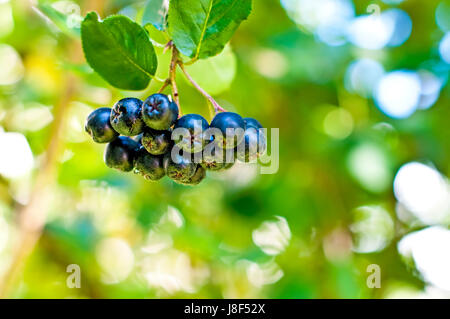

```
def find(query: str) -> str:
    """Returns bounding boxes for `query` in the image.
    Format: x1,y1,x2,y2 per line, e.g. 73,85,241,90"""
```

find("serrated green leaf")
168,0,252,60
185,45,236,95
142,0,169,30
81,12,158,90
37,3,81,37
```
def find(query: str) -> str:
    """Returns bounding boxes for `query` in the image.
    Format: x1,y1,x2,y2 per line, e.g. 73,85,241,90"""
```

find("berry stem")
157,78,171,93
177,62,226,113
169,45,181,115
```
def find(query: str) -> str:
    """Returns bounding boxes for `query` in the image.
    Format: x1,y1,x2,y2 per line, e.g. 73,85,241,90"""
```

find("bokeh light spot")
252,216,291,256
398,226,450,291
345,58,385,97
351,205,394,253
375,70,421,119
0,44,24,86
0,132,34,179
347,13,394,50
394,162,450,225
323,108,354,139
96,237,135,284
347,143,392,193
436,1,450,32
385,9,413,47
252,49,288,79
439,32,450,64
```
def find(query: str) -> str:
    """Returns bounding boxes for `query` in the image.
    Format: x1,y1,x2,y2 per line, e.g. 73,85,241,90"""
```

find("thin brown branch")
178,63,226,113
169,46,181,115
157,78,171,93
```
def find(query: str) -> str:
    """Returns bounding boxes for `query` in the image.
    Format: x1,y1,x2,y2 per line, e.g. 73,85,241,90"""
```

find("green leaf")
184,45,236,94
168,0,252,60
37,3,81,37
142,0,169,30
81,12,158,90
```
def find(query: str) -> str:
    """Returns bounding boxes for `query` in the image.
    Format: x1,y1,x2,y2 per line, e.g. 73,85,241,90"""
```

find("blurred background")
0,0,449,298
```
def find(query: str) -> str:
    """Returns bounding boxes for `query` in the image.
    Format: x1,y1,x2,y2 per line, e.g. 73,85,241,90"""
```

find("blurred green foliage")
0,0,449,299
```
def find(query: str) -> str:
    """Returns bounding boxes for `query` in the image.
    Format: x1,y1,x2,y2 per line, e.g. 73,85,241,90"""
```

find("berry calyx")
104,136,140,172
110,98,145,136
173,114,209,153
141,129,172,155
163,148,197,184
133,147,165,181
210,112,245,149
85,107,119,143
142,94,179,130
201,143,236,171
181,165,206,185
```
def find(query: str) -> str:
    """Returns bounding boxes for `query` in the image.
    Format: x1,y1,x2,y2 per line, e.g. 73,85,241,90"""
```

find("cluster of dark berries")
85,93,267,186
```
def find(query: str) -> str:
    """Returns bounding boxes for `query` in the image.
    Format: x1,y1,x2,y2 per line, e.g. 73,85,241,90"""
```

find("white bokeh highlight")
439,32,450,64
394,162,450,225
0,132,34,179
398,226,450,291
345,58,385,97
252,216,291,256
375,71,421,119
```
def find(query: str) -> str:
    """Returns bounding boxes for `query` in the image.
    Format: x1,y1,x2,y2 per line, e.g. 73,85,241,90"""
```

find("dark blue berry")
180,165,206,185
201,142,236,171
173,114,209,153
142,94,179,130
133,147,165,181
104,136,140,172
163,147,197,184
110,98,145,136
244,117,263,130
236,126,267,163
141,129,172,155
209,112,245,149
85,107,119,143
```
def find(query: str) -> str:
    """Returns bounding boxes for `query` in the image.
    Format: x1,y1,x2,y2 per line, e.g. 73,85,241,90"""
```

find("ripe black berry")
133,147,165,181
85,107,119,143
236,126,267,162
163,148,197,184
104,136,140,172
142,94,179,130
110,98,145,136
181,165,206,185
141,129,172,155
244,117,263,130
210,112,245,149
173,114,209,153
201,143,236,171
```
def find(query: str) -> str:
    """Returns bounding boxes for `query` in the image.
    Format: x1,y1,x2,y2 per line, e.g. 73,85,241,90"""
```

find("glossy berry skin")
244,117,263,130
200,142,235,171
163,148,197,184
133,147,165,181
173,114,209,153
210,112,245,149
110,98,145,136
181,165,206,185
85,107,119,143
133,133,143,143
141,129,172,155
236,126,267,163
104,136,140,172
142,94,179,130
